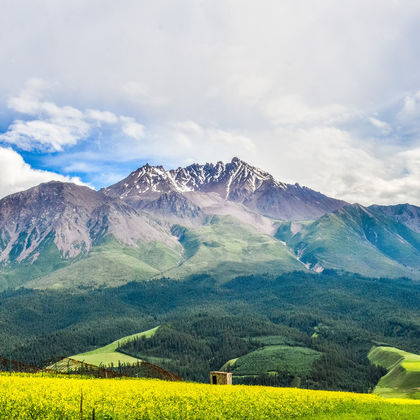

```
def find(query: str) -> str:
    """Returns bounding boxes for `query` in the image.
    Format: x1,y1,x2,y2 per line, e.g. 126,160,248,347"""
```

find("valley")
0,158,419,415
1,271,419,395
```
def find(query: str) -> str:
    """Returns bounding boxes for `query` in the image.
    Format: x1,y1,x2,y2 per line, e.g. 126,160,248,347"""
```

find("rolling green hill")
71,326,159,367
368,346,420,399
222,344,321,380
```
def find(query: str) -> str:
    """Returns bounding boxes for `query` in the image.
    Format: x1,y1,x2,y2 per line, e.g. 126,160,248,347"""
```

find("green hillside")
18,216,306,289
368,346,420,399
25,239,181,289
2,271,419,393
222,344,321,380
276,205,420,278
166,215,305,281
0,234,71,291
71,326,159,367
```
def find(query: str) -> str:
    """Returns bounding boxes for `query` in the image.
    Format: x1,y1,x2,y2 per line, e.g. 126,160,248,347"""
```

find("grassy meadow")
71,327,159,367
369,346,420,399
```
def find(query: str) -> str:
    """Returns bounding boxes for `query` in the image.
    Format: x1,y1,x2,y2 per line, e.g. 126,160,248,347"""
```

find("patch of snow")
313,263,324,273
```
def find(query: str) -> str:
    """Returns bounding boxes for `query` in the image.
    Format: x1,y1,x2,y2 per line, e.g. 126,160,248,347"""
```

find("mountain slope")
1,158,346,289
276,204,420,278
166,215,306,281
24,238,182,289
0,182,180,289
0,182,177,263
2,158,420,290
369,204,420,233
0,182,102,264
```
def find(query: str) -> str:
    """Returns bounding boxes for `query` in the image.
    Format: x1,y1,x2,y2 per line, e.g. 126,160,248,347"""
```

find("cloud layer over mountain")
2,1,420,205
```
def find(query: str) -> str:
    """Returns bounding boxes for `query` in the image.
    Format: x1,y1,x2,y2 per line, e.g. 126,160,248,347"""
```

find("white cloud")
120,116,145,140
122,120,256,165
123,81,169,107
211,129,255,151
261,95,353,127
1,2,420,204
0,119,87,151
7,78,50,115
397,91,420,121
86,109,118,124
1,80,90,151
0,80,145,151
368,117,392,135
0,147,86,198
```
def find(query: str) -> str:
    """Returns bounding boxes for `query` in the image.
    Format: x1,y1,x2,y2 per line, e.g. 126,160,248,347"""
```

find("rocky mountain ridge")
1,158,420,289
103,157,347,220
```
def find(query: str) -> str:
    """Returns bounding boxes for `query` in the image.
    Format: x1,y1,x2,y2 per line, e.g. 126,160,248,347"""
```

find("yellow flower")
0,372,418,419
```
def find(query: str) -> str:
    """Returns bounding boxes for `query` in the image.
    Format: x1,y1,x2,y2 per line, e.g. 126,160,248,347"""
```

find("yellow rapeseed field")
0,373,419,419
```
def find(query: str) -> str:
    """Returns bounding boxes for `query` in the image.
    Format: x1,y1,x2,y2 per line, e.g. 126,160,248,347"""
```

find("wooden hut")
210,371,232,385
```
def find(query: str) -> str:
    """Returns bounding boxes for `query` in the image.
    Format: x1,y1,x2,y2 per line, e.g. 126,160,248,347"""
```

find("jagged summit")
105,158,276,197
103,157,346,220
103,157,283,198
174,157,287,200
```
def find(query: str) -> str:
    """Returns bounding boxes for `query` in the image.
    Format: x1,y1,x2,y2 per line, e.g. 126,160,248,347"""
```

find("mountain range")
1,157,420,290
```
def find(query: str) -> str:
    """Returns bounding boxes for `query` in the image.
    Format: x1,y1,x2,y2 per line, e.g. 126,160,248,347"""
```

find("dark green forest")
0,270,419,393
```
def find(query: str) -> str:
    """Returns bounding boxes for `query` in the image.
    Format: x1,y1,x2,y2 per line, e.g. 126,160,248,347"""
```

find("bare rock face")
104,157,347,220
87,201,176,247
141,192,204,222
0,181,176,265
0,182,102,263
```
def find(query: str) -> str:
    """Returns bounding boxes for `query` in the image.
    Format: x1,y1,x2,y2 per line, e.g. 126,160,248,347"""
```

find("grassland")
166,216,304,281
368,346,420,399
19,216,306,289
222,344,321,378
71,326,159,367
25,239,181,289
1,373,419,419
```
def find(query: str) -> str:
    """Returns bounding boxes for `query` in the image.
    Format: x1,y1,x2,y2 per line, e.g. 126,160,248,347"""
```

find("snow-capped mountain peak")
105,157,282,198
103,158,347,220
104,163,180,198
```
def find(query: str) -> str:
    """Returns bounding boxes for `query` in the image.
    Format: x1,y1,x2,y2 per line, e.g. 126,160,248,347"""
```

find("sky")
2,1,420,205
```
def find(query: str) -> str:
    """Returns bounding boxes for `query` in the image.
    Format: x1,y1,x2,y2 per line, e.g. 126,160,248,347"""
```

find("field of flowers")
0,373,419,419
